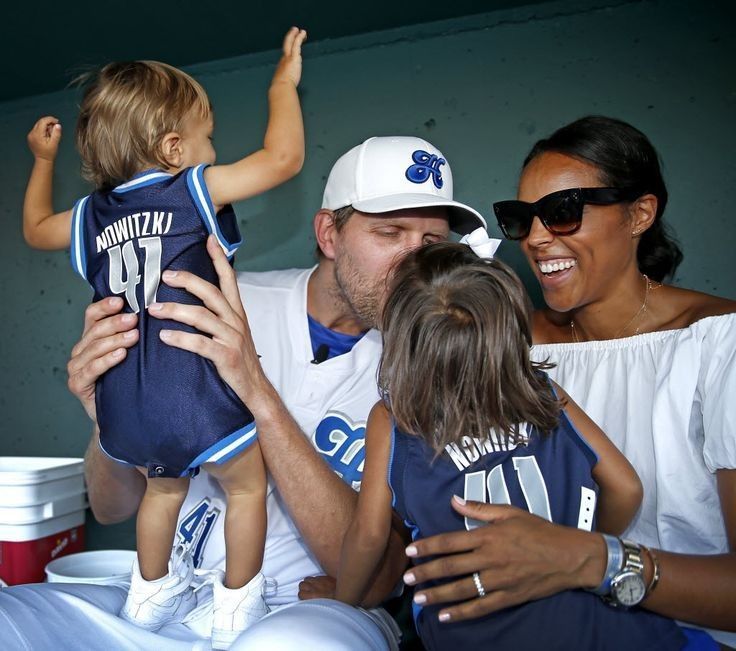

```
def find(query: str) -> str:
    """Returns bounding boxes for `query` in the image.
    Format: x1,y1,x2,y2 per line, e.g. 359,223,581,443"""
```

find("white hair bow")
459,227,502,259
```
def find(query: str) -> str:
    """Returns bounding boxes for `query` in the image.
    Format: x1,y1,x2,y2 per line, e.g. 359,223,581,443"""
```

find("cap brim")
352,193,486,236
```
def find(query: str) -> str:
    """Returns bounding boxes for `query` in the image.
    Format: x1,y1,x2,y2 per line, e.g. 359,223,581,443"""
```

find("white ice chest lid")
0,457,84,507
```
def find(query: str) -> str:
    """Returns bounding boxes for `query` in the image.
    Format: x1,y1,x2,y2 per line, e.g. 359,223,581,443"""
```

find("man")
0,136,486,650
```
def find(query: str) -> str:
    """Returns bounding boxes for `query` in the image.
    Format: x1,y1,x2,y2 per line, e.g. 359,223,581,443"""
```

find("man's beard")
331,251,383,330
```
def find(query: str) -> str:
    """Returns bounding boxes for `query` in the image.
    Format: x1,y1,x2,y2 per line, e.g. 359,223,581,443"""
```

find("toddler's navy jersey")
388,391,684,651
70,166,256,478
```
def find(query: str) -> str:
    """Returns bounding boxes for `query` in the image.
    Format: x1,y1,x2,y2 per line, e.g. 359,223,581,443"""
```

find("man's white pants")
0,583,400,650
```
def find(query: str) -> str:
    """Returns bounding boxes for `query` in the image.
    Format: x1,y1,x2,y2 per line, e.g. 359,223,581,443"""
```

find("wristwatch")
605,540,647,608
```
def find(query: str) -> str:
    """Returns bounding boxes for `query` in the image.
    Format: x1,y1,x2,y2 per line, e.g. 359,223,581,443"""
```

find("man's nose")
405,232,429,250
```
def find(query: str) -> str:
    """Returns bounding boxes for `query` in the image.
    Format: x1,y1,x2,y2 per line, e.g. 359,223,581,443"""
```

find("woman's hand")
403,497,605,623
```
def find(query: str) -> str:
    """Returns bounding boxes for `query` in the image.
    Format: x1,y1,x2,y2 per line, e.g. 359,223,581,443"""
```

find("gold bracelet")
641,545,660,597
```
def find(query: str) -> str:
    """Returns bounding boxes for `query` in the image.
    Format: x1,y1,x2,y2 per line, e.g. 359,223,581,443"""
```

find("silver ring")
472,572,486,598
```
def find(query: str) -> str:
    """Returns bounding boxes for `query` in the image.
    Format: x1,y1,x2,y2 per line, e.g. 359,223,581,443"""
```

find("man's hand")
27,116,62,161
272,26,307,88
67,297,139,422
299,575,336,601
149,235,274,414
402,496,604,623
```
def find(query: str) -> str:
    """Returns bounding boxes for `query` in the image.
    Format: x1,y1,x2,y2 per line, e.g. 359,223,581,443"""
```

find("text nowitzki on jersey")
94,211,173,253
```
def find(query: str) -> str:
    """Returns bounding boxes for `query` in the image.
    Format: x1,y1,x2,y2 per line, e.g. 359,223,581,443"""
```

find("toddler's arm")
554,382,642,535
335,401,395,605
205,27,306,210
23,116,72,249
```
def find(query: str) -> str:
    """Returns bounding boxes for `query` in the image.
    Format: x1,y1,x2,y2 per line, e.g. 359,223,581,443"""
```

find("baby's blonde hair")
75,61,211,190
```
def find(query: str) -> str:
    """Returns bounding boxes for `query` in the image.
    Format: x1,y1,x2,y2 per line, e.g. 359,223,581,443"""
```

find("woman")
403,116,735,648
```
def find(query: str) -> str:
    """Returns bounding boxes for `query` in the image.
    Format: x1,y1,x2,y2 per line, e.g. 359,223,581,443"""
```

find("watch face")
612,571,646,607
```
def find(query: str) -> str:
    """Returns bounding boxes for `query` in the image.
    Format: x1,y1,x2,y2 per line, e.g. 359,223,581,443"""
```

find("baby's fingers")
282,26,306,57
282,26,299,54
291,28,307,56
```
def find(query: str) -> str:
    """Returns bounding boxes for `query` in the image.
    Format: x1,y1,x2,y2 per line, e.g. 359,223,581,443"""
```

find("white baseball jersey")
176,267,382,604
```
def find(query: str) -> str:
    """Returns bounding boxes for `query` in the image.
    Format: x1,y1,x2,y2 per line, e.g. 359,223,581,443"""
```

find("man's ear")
630,193,658,238
158,131,183,170
314,209,338,260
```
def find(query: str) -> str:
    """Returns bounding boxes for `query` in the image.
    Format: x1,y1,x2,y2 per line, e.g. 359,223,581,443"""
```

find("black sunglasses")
493,187,640,240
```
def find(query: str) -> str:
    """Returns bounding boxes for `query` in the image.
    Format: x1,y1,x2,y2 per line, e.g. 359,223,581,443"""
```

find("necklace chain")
570,274,660,343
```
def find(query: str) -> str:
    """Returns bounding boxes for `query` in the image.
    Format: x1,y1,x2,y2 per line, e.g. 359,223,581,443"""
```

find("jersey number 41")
107,236,162,313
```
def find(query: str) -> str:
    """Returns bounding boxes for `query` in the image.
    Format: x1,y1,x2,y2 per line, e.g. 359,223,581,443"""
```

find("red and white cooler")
0,457,87,585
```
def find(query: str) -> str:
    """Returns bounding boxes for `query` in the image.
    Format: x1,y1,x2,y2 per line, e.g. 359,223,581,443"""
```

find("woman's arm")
205,27,306,210
638,468,736,628
335,402,394,605
23,116,72,249
555,382,642,535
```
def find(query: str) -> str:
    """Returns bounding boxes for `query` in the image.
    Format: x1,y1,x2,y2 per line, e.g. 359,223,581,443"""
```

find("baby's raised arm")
205,27,307,210
23,116,72,250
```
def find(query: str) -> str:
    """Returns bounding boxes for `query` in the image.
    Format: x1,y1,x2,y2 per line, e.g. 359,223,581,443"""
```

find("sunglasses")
493,187,640,240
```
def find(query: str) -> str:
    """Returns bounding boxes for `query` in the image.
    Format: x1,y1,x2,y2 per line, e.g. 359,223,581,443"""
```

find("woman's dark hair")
524,115,682,281
378,242,560,453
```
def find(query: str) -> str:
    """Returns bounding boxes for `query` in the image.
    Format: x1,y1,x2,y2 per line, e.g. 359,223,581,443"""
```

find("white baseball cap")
321,136,486,235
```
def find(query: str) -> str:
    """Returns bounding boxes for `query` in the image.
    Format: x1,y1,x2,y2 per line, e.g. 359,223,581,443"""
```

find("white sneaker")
211,572,270,649
120,544,196,631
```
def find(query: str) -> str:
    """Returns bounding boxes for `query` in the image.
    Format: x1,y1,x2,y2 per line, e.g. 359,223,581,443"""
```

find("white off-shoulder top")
531,314,736,644
531,313,736,554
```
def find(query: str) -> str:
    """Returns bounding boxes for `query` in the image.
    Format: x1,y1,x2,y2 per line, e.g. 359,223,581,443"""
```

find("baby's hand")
272,26,307,87
27,116,62,162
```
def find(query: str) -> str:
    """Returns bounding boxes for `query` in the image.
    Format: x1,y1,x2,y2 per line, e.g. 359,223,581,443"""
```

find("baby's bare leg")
204,443,267,589
136,471,190,580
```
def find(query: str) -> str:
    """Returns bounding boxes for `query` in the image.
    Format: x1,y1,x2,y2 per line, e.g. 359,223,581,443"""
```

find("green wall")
1,0,734,549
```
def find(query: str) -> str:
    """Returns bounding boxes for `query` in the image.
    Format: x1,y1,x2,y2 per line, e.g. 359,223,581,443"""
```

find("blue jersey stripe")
70,196,90,281
186,420,257,471
186,164,242,259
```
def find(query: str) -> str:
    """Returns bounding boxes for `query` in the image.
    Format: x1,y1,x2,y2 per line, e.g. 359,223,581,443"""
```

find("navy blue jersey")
70,166,256,478
388,391,684,651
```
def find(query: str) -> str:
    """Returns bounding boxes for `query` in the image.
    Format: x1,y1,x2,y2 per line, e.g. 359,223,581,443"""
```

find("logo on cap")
405,150,446,189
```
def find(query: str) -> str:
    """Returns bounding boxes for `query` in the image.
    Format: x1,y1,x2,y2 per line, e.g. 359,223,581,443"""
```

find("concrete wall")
1,0,733,549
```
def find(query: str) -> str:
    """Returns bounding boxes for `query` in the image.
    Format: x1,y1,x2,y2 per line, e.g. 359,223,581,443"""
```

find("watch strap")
620,540,645,575
589,534,624,596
